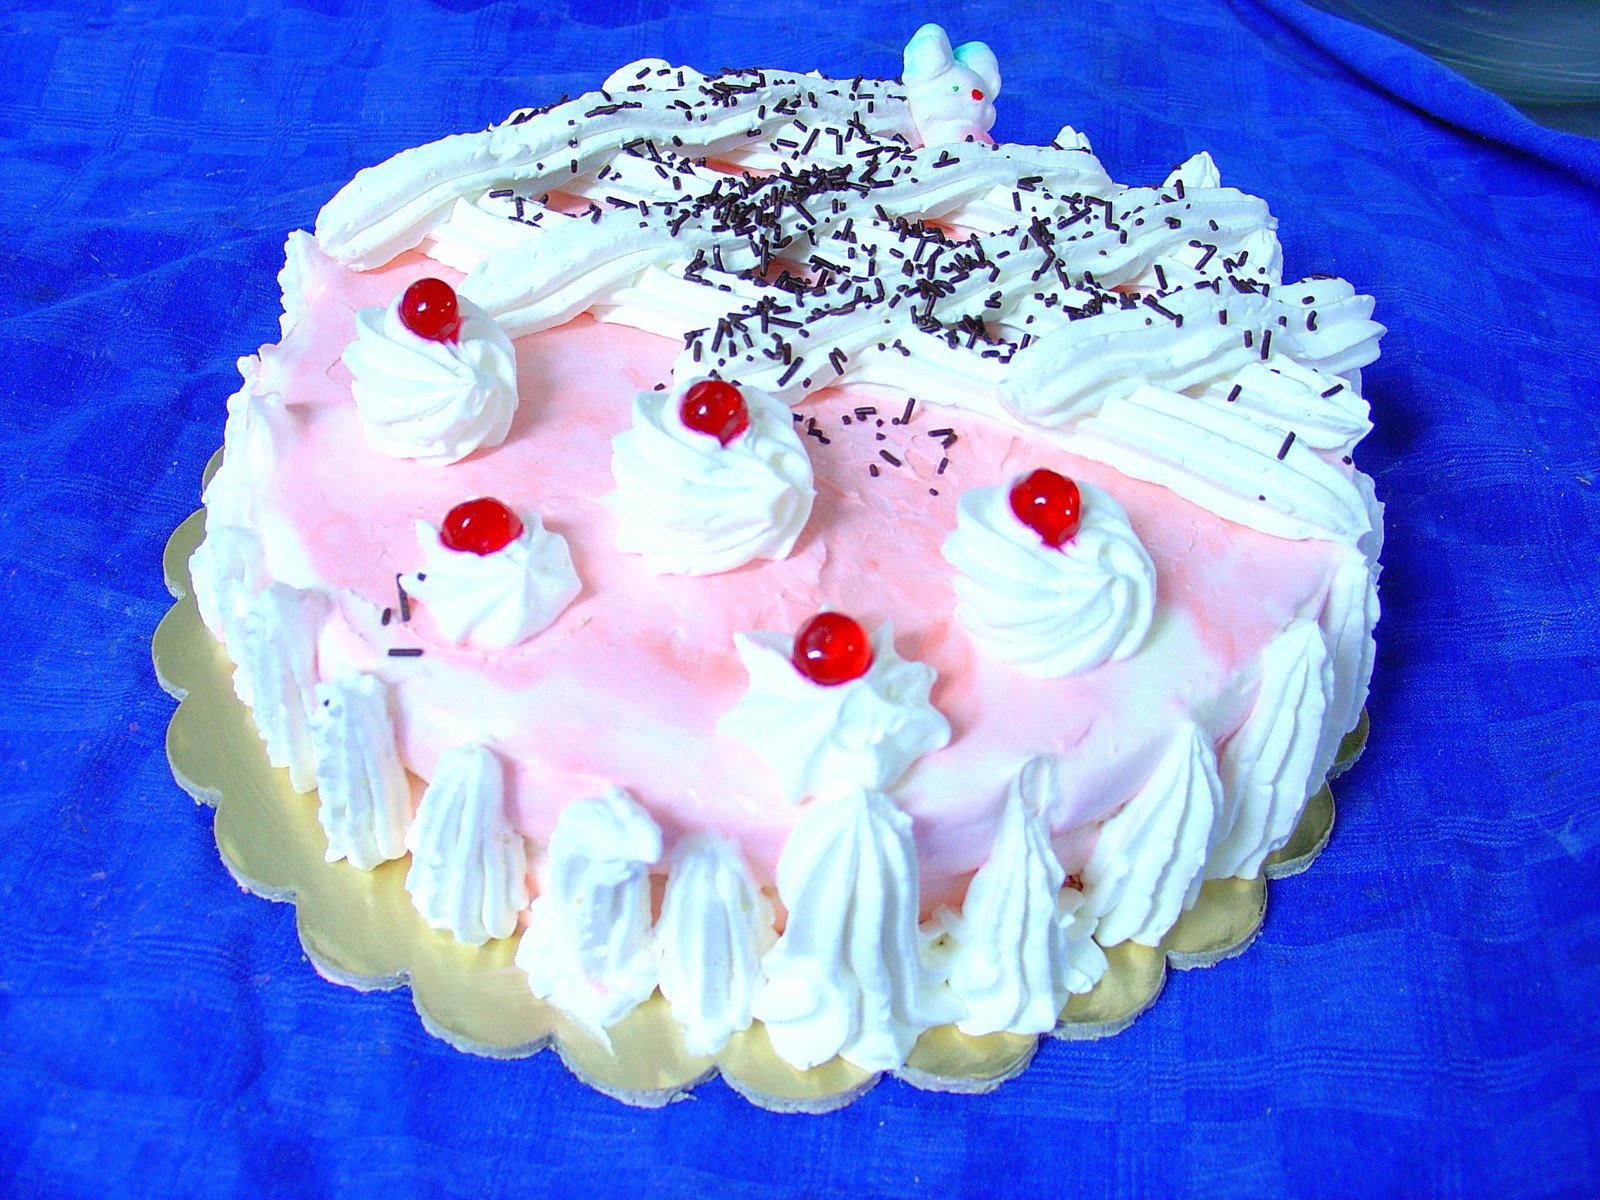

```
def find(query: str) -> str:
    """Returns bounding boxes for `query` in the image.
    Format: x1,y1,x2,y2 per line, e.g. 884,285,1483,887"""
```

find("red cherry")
440,497,524,555
398,277,462,343
1009,469,1083,548
680,380,750,446
971,88,985,101
791,612,874,687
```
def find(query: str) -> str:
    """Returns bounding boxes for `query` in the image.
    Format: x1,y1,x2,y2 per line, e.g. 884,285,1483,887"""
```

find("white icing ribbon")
1066,384,1373,544
404,743,529,946
516,789,661,1040
1198,359,1372,454
753,787,959,1071
1080,722,1220,947
655,833,773,1056
315,65,917,269
717,624,951,805
608,380,814,576
342,291,517,465
943,478,1155,677
945,757,1107,1036
400,513,580,649
309,669,412,871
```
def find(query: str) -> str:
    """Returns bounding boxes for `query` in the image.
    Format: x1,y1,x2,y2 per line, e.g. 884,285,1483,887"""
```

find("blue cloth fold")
1,1,1597,1196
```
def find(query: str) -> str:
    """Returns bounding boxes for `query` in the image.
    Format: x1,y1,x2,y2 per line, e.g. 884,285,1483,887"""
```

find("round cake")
187,24,1383,1074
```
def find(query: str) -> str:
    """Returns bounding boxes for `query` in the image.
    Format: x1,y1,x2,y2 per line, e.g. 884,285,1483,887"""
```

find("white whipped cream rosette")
400,510,580,649
607,379,814,576
943,477,1156,678
717,623,951,805
516,788,662,1040
342,288,517,465
753,786,959,1072
654,833,774,1056
944,757,1107,1036
404,743,529,947
309,669,412,870
1080,721,1221,947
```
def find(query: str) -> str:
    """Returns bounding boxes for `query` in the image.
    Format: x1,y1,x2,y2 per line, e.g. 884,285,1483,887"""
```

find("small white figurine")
902,22,1001,147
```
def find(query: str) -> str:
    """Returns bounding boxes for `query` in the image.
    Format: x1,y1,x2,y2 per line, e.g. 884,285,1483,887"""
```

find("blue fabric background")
2,0,1598,1195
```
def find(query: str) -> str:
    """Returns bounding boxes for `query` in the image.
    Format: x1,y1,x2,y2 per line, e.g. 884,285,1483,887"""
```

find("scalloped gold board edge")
156,496,1365,1111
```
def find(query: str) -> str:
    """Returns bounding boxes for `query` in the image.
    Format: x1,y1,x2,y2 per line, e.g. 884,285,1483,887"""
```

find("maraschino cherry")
791,612,874,687
1009,469,1082,548
440,497,524,555
680,379,750,446
398,277,463,343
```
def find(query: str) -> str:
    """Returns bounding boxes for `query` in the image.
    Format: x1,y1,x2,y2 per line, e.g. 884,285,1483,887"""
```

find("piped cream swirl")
516,788,662,1039
1080,721,1220,947
655,833,773,1056
945,758,1107,1035
752,787,959,1071
717,624,951,805
401,512,580,649
404,743,529,946
309,669,412,870
943,479,1155,677
608,380,814,575
1208,621,1334,880
342,294,517,465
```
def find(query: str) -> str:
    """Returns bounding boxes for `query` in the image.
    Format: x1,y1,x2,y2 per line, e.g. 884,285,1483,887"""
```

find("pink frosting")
248,243,1345,912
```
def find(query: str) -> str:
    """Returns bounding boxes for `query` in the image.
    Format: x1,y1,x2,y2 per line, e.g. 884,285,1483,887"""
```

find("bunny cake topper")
902,22,1001,147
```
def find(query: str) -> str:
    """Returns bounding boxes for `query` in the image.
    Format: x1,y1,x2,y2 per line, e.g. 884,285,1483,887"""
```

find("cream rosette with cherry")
343,277,519,465
608,378,815,576
718,613,951,806
401,497,580,650
943,470,1157,678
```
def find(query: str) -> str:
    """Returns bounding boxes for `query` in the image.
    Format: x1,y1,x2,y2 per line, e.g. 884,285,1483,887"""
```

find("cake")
186,24,1383,1076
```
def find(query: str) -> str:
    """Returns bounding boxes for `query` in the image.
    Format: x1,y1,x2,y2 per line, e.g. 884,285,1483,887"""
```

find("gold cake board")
155,470,1366,1113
